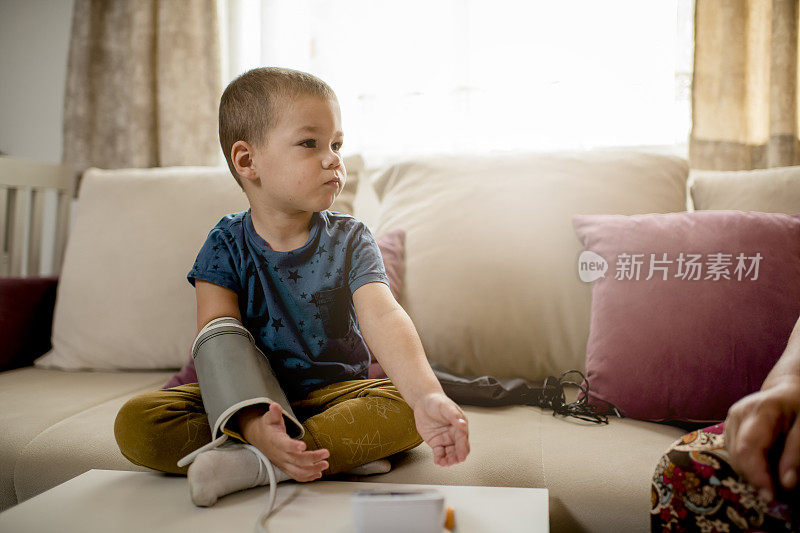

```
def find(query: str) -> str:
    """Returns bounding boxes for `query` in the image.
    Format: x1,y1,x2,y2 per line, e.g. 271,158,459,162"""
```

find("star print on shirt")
301,292,308,300
325,272,332,279
299,320,305,327
314,313,321,320
316,245,327,256
333,239,340,247
318,340,324,347
271,318,284,333
273,265,280,272
287,270,302,283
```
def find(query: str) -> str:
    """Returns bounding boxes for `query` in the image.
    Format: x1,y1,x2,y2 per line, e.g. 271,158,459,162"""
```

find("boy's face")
248,95,345,214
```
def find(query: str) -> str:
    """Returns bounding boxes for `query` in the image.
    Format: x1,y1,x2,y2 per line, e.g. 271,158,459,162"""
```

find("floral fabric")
651,422,798,532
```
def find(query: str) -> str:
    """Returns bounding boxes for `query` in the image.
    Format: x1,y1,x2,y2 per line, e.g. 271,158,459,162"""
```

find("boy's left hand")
414,392,470,466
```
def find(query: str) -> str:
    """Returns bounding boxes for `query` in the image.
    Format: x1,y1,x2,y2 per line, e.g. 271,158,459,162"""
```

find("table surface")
0,469,549,532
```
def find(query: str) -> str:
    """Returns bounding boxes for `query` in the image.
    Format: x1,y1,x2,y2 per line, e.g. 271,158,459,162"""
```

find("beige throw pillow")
372,150,689,381
689,165,800,213
36,157,363,371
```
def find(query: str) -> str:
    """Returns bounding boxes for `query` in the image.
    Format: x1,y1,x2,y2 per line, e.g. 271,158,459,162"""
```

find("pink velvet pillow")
162,228,405,388
573,211,800,423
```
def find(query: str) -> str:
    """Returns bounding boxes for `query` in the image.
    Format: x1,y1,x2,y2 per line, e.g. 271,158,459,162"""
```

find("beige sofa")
1,150,708,532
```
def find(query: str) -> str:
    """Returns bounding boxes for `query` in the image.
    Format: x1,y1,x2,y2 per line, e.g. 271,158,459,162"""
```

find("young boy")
114,67,470,507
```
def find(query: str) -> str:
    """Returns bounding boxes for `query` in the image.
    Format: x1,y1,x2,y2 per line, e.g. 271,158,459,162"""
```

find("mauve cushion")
162,228,405,388
573,211,800,422
0,276,59,371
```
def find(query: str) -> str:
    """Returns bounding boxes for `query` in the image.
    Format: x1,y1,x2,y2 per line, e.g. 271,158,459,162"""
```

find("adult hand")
237,403,330,482
414,392,470,466
723,375,800,501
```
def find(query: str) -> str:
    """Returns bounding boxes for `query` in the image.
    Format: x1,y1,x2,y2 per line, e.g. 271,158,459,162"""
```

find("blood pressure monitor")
351,489,446,533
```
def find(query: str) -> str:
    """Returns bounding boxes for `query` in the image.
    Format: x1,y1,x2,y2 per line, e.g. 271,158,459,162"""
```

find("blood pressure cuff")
176,317,305,468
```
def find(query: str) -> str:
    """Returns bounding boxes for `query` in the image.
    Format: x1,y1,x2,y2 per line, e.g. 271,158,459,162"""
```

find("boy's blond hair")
219,67,337,188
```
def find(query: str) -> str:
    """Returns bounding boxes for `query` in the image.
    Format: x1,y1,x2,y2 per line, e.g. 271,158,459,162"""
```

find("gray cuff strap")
176,317,305,468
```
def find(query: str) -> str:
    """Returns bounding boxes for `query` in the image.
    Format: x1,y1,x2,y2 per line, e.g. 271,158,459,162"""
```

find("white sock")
187,443,290,507
343,459,392,476
188,444,393,507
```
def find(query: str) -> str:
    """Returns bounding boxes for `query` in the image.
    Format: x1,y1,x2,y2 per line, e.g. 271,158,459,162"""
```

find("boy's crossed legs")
291,378,422,474
114,378,423,504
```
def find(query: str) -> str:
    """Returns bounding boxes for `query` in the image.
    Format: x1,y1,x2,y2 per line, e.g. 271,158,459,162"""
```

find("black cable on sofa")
431,364,622,424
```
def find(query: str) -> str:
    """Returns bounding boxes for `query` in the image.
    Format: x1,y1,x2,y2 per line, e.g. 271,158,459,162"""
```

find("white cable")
176,434,228,468
243,444,278,533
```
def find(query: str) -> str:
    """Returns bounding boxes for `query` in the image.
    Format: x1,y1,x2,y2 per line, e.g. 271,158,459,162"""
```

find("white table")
0,469,549,532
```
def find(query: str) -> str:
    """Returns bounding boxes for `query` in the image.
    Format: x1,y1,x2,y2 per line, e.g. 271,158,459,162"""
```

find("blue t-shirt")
187,209,389,402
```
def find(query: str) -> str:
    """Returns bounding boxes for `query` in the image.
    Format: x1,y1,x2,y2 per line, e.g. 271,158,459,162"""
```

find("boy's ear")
231,140,258,182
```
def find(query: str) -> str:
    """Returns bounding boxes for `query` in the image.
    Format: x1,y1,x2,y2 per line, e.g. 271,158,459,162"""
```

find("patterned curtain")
63,0,221,173
691,0,800,170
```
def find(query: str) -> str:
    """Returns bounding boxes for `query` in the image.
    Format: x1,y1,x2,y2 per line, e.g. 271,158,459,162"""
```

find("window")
222,0,694,166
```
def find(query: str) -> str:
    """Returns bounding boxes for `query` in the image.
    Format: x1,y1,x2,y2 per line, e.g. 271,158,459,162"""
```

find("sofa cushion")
573,211,800,422
371,150,689,381
0,367,171,511
690,165,800,213
34,158,365,371
34,167,246,371
6,368,685,532
364,404,685,532
13,389,166,506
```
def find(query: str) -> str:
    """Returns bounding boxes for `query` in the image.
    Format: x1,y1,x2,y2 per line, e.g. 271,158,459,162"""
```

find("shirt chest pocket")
313,284,352,338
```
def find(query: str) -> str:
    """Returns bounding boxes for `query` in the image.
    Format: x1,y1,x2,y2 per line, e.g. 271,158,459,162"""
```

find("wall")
0,0,75,163
0,0,75,275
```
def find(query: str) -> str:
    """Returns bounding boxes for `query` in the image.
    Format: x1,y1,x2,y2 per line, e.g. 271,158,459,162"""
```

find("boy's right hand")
237,403,330,482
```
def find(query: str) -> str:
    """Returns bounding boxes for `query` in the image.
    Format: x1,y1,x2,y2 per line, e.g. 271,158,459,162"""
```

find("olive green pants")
114,378,423,476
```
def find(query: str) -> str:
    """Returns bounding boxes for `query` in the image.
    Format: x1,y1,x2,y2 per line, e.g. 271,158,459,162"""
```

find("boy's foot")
188,442,393,507
188,442,290,507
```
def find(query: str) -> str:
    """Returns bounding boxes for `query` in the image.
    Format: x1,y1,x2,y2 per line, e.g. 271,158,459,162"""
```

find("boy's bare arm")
353,281,470,466
352,282,443,409
193,280,329,480
194,279,242,332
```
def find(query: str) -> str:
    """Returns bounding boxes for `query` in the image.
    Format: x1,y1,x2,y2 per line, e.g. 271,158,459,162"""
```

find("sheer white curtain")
221,0,693,166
